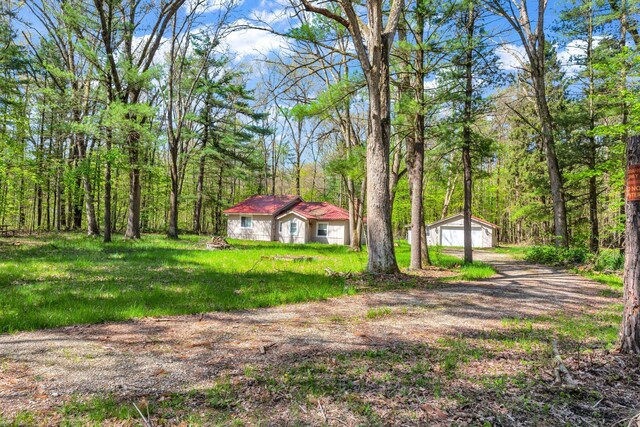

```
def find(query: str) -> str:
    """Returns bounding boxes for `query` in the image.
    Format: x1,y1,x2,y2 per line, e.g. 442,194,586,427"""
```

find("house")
223,195,353,245
408,213,498,248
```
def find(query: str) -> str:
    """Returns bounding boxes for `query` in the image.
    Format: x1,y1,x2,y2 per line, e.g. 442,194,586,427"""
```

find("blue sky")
15,0,593,86
189,0,588,77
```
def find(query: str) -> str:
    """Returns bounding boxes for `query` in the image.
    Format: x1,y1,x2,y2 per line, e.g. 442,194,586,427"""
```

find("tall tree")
91,0,186,239
25,0,101,236
612,0,640,354
300,0,403,273
487,0,570,247
165,5,235,239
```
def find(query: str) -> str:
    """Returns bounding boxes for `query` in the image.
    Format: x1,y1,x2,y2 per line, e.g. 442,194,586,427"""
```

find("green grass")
577,270,623,290
365,306,393,319
0,234,488,333
428,246,496,280
0,238,627,426
491,245,529,259
0,234,367,333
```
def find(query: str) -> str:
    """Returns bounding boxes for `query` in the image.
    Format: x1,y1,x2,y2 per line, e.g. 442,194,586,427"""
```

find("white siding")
310,220,349,245
227,214,274,241
420,215,495,248
277,213,308,244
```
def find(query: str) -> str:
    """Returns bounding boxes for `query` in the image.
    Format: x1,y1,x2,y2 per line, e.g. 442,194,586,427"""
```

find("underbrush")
524,246,623,292
524,246,623,272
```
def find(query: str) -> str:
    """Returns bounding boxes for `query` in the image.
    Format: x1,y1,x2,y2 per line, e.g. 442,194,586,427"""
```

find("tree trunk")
168,180,179,238
124,134,141,239
215,166,224,235
346,177,359,250
295,118,302,196
193,152,206,234
167,140,179,239
620,135,640,354
462,144,473,263
103,133,112,242
462,4,475,264
492,0,569,247
300,0,402,274
420,218,431,265
533,72,568,247
71,144,83,230
401,11,425,270
389,136,403,208
441,157,457,219
587,6,599,253
365,34,399,274
82,169,100,236
76,134,100,236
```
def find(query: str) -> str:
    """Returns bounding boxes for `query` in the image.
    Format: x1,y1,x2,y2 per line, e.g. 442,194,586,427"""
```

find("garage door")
440,227,482,247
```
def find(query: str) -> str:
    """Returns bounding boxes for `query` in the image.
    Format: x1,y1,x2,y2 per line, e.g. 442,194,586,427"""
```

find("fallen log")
260,255,313,262
552,338,578,387
206,236,231,250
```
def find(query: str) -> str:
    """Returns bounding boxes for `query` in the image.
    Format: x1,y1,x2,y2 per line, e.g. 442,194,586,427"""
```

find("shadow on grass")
9,315,634,427
0,234,373,333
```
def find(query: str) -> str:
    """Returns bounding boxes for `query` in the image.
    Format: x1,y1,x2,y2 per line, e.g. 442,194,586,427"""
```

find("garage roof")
427,213,499,229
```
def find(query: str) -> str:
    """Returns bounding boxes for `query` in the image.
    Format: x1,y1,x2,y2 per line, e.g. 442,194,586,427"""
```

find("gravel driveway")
0,250,612,418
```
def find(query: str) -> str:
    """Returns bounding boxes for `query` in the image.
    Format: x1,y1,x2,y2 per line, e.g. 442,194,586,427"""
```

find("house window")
279,221,283,233
240,216,252,229
317,223,328,237
289,221,298,235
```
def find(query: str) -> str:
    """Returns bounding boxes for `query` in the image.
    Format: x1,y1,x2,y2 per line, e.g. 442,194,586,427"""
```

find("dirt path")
0,250,612,419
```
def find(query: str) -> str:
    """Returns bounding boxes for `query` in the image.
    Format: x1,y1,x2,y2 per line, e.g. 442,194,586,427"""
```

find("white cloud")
495,43,527,72
424,78,439,91
557,39,587,76
223,22,288,60
495,38,604,77
185,0,241,14
556,38,603,77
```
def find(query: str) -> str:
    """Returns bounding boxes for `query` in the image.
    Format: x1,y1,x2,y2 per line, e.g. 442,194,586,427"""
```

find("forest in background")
0,0,636,251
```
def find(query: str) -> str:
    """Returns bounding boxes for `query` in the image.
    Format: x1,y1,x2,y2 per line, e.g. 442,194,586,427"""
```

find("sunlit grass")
426,246,497,280
491,245,529,259
0,234,497,333
576,270,623,290
0,234,370,333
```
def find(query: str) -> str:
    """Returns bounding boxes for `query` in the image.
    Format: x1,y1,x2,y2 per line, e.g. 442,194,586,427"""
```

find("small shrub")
525,246,588,266
591,249,624,272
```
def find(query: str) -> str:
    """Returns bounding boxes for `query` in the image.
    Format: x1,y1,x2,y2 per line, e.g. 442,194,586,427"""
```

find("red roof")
286,202,350,221
223,195,301,215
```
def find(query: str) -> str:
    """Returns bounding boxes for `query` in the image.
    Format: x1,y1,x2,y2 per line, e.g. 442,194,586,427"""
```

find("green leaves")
291,76,365,120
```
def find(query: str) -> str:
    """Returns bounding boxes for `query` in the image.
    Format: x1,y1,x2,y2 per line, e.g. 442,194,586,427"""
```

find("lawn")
1,235,635,426
0,234,493,333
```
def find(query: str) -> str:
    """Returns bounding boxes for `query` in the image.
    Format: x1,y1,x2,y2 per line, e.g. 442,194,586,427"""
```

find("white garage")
440,226,483,247
408,213,498,248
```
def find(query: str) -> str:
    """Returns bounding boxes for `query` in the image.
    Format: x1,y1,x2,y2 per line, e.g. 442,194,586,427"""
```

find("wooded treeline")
0,0,637,253
2,0,640,351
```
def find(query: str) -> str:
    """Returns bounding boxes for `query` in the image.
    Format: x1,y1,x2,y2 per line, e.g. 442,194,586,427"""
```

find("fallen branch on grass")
261,255,314,262
325,268,352,278
206,236,232,250
552,338,578,387
133,402,154,427
259,342,277,354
